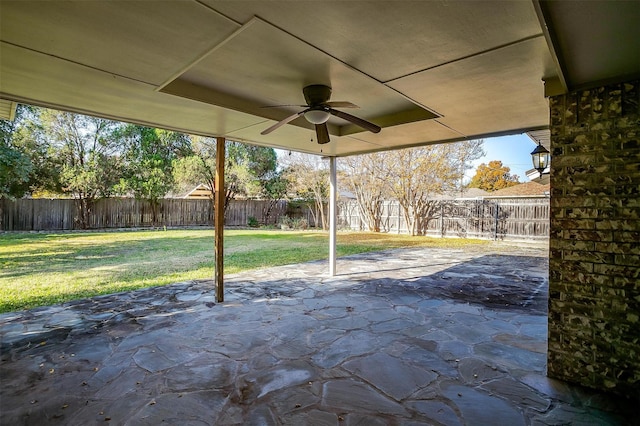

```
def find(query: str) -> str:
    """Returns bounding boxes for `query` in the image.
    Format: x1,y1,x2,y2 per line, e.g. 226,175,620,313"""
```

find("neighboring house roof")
489,181,550,197
339,190,357,200
434,187,490,199
182,184,213,199
459,187,490,198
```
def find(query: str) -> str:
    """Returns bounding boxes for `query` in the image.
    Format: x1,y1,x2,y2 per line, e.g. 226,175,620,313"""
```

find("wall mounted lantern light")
531,143,550,176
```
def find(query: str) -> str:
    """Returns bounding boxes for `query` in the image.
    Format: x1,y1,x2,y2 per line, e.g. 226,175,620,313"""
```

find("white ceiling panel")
160,17,438,136
206,1,544,82
0,42,260,137
388,36,554,137
0,1,240,85
0,1,637,157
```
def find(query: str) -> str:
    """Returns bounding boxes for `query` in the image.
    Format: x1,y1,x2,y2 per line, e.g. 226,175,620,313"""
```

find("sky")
466,133,539,184
276,132,539,184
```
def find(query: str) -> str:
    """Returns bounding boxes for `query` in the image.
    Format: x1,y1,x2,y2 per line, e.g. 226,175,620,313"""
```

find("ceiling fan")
260,84,381,144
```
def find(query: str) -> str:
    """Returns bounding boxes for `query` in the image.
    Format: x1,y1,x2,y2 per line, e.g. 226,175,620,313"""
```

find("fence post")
440,202,444,238
494,202,499,241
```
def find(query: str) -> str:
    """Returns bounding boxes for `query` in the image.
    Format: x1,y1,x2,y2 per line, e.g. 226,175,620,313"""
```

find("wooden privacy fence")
1,197,548,240
338,197,550,240
0,198,289,231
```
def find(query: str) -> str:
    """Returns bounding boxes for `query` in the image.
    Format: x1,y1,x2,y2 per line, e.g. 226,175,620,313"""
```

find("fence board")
338,198,549,240
1,198,291,231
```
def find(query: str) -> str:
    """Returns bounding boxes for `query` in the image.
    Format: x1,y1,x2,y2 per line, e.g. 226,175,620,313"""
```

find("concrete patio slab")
0,244,634,425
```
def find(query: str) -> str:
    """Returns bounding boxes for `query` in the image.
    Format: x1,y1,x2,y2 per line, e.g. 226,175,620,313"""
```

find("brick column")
548,79,640,396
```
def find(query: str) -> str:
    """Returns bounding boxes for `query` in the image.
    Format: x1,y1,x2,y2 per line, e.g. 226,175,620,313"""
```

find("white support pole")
329,156,337,277
214,137,225,302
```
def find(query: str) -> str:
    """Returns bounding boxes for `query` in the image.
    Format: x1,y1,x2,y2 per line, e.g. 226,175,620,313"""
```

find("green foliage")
226,141,279,199
0,142,32,198
0,105,59,197
0,106,282,211
262,173,288,199
39,109,123,198
172,154,213,193
31,109,125,227
60,151,121,198
247,216,259,227
116,125,190,203
468,160,520,192
173,138,280,213
0,108,30,198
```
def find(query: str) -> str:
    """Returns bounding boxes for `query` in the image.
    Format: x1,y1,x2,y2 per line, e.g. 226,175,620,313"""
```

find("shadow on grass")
0,234,217,279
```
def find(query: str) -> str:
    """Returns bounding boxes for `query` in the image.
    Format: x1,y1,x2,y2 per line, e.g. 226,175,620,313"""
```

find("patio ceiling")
0,1,638,157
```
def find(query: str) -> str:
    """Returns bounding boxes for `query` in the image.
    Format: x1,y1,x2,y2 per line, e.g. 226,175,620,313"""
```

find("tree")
172,136,220,218
341,140,484,235
40,109,123,228
226,141,279,200
227,143,284,224
173,138,279,222
0,143,31,199
468,160,520,192
0,107,32,198
281,152,329,230
116,125,190,225
342,152,389,232
259,172,289,225
452,139,485,195
384,145,460,236
0,105,60,198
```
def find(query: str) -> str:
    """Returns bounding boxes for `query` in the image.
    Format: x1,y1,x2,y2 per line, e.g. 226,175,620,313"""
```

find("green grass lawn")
0,229,488,313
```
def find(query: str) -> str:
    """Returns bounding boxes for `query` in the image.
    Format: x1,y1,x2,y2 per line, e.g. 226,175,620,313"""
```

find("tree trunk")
75,196,92,229
316,199,327,230
398,200,415,236
150,200,159,228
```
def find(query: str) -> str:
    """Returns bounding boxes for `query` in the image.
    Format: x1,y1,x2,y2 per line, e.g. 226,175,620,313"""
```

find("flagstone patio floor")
0,243,635,425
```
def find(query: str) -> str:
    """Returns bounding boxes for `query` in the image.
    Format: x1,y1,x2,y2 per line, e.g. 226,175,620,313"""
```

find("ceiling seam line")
434,120,467,138
193,0,244,26
230,16,442,117
248,15,385,86
226,119,276,134
0,41,158,88
156,18,252,92
383,33,545,84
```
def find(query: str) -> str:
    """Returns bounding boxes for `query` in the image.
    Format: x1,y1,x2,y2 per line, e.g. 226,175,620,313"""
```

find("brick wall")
548,79,640,396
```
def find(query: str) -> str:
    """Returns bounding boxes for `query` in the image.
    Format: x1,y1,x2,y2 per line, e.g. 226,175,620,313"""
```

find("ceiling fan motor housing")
261,84,379,144
303,84,332,106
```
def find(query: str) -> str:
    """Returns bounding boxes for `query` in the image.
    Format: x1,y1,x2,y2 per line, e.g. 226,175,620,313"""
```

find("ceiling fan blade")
315,123,330,144
260,104,307,108
326,101,359,108
329,109,381,133
260,109,307,135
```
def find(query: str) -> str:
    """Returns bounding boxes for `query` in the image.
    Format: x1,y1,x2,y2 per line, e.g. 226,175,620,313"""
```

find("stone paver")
0,244,634,425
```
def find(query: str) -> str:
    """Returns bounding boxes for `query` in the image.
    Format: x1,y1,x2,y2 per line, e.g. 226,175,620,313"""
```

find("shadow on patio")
0,245,633,425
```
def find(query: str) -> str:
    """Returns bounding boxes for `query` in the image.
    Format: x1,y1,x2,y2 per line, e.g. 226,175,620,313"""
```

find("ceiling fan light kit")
304,108,331,124
261,84,380,144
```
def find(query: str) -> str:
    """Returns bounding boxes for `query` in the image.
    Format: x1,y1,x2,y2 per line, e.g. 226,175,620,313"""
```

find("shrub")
279,216,308,230
293,217,308,230
247,216,259,228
